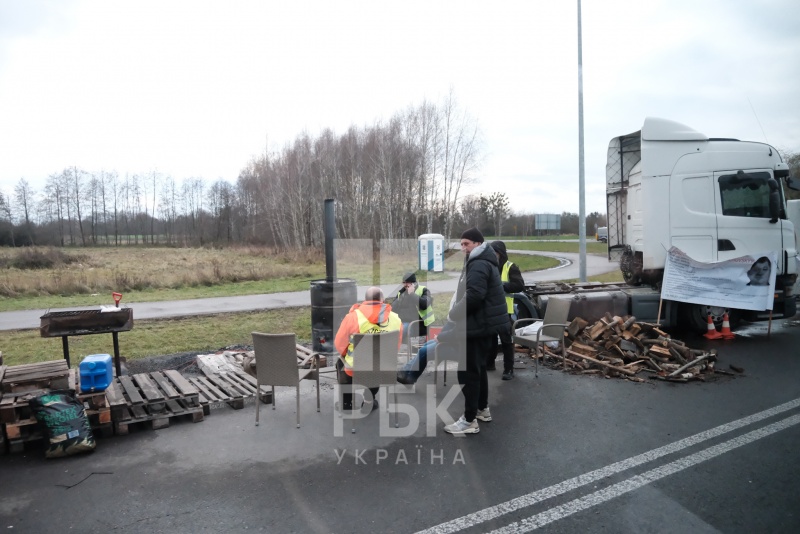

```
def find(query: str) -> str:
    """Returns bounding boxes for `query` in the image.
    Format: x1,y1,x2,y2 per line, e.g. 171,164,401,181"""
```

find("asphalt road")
0,251,617,331
1,319,799,532
9,251,799,532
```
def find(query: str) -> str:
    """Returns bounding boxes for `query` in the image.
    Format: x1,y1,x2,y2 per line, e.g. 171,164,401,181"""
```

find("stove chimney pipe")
324,198,336,282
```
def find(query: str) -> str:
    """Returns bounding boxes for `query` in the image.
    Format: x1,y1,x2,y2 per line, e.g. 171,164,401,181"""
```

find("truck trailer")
516,117,799,333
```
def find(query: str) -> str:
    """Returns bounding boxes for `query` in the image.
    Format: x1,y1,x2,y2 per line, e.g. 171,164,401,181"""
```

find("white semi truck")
517,117,799,333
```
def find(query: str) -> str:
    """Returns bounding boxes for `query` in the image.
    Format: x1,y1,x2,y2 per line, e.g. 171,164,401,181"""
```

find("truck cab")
606,117,798,330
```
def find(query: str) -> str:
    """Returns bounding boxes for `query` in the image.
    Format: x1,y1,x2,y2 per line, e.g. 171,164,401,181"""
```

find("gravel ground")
125,345,253,376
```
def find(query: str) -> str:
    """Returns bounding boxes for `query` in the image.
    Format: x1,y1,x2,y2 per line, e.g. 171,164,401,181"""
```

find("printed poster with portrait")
661,247,777,311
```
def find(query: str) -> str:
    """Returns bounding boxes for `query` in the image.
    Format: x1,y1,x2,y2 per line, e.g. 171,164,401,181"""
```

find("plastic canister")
79,354,113,393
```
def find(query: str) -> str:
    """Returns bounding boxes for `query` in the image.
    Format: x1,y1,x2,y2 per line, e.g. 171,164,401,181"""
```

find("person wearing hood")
334,286,402,411
489,240,525,380
443,227,509,435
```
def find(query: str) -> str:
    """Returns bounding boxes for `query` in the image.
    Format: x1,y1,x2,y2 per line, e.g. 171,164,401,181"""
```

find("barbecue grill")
40,308,133,376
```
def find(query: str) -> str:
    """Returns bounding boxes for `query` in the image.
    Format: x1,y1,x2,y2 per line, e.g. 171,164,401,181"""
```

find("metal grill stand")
39,308,134,376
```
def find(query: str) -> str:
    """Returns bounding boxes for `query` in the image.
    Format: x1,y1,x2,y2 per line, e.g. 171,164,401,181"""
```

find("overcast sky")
1,0,799,216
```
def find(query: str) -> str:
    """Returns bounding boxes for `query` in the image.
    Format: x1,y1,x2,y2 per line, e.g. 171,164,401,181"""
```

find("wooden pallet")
3,417,44,454
188,369,269,414
104,371,203,434
1,360,71,394
113,398,204,435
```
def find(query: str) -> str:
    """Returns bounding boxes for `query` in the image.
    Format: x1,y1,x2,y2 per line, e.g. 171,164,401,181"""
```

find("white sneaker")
444,415,480,435
476,407,492,422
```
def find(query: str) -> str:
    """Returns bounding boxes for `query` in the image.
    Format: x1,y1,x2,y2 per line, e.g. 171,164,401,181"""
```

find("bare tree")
439,90,482,239
14,178,36,244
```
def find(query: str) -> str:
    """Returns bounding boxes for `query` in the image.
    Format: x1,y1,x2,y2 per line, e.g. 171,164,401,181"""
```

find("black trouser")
335,359,378,408
458,336,490,422
488,315,515,372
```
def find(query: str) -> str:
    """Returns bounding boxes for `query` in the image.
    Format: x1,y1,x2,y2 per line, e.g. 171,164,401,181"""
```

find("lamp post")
577,0,587,282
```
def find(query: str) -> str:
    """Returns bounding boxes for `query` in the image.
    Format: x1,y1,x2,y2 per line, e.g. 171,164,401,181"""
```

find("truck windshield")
718,171,772,218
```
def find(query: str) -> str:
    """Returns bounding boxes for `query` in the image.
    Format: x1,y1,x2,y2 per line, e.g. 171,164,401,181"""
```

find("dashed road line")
491,413,800,532
417,397,800,534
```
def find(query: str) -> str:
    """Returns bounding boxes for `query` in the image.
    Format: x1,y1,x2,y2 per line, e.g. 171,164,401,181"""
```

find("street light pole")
577,0,587,282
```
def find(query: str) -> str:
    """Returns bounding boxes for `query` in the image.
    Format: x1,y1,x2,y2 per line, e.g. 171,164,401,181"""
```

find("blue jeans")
401,340,436,382
401,340,458,382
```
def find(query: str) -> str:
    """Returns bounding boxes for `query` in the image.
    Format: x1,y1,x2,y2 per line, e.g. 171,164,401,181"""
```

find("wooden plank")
187,377,218,403
231,368,258,387
117,375,145,405
104,380,127,408
163,370,198,397
195,376,231,402
4,417,38,440
150,371,180,399
204,374,245,399
132,373,164,402
223,372,256,394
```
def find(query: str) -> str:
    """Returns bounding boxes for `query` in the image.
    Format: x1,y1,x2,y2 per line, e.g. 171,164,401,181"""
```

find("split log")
668,353,715,377
565,349,636,376
620,315,638,331
668,347,687,365
567,317,589,338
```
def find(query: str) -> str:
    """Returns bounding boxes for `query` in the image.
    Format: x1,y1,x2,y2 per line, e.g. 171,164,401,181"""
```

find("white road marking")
491,413,800,532
417,397,800,534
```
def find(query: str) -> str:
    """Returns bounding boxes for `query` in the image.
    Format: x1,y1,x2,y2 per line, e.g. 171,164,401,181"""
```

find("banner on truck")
661,247,777,311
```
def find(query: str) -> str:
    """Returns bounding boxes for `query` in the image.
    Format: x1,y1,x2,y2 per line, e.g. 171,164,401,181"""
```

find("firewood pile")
537,313,722,383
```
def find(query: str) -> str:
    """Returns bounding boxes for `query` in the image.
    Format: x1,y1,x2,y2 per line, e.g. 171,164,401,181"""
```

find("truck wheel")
681,304,740,334
620,248,642,286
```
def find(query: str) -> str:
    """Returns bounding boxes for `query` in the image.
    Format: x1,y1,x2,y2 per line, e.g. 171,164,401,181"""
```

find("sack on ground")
29,390,96,458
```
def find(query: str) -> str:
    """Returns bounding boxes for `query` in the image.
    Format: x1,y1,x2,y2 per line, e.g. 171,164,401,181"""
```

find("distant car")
596,226,608,243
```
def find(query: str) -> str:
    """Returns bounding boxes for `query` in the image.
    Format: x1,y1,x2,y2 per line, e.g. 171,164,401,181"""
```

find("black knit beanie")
403,272,417,283
460,227,484,243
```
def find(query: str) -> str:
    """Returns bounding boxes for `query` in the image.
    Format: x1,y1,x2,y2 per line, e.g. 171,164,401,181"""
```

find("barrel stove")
310,199,357,356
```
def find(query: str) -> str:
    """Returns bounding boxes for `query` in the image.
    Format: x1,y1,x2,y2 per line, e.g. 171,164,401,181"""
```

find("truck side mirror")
768,178,780,223
785,175,800,191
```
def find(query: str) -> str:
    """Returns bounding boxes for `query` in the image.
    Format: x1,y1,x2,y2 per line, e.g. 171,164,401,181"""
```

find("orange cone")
704,313,722,340
719,312,735,339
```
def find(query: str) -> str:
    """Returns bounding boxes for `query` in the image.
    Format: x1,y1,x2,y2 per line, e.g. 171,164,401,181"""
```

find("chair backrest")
251,332,298,387
350,330,400,388
541,298,571,336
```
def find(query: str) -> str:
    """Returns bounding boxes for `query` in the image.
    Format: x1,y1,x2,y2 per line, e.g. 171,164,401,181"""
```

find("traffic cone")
719,312,735,339
703,313,723,340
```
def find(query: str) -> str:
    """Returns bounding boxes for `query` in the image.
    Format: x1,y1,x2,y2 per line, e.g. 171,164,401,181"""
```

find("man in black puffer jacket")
443,227,510,435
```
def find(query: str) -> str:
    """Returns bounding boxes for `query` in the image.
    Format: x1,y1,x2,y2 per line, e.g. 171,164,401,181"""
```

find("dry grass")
0,245,324,298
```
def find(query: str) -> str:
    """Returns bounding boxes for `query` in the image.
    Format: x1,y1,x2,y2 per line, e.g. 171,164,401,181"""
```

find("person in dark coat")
391,272,435,342
489,240,525,380
443,227,509,435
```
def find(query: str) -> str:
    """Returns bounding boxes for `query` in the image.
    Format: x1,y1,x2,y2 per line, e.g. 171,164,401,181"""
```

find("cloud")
0,0,798,219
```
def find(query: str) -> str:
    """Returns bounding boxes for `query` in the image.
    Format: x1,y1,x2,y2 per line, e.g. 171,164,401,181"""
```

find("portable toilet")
418,233,445,272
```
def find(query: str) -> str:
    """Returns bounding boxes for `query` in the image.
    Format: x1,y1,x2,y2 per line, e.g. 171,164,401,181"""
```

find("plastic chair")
338,330,400,433
512,298,572,376
251,332,320,428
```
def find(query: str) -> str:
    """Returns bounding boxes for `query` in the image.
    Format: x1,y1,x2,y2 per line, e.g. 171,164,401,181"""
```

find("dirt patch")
125,345,252,376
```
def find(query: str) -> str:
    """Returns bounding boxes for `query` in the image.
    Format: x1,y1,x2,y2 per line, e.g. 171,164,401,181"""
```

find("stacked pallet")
104,371,204,435
538,313,719,383
75,375,114,438
0,360,73,453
